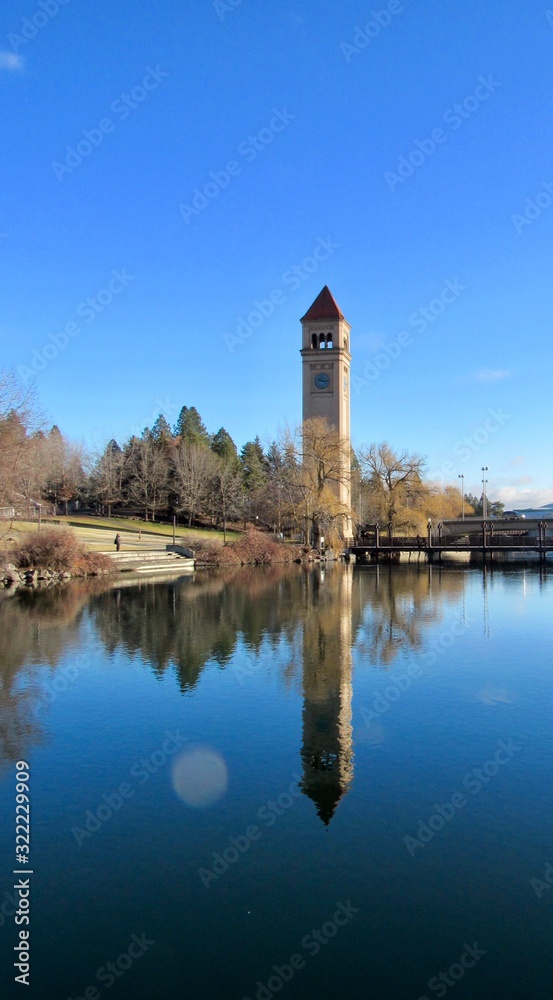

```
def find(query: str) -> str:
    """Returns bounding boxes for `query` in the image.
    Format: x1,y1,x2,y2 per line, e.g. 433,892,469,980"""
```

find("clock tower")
300,286,352,539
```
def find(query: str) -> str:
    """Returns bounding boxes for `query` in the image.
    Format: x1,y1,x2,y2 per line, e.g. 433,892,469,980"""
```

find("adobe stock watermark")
213,0,246,20
530,860,553,900
417,941,487,1000
30,653,92,716
353,277,465,393
384,75,501,192
404,736,529,856
223,235,339,353
511,179,553,235
66,931,155,999
231,640,299,686
17,267,134,386
340,0,408,62
52,66,169,181
128,397,181,440
198,774,301,888
71,730,187,847
428,408,510,485
241,901,359,1000
361,613,474,729
179,108,295,224
7,0,71,55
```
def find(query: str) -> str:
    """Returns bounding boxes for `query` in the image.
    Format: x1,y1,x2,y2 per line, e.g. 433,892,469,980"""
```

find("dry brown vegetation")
8,528,113,577
194,529,301,566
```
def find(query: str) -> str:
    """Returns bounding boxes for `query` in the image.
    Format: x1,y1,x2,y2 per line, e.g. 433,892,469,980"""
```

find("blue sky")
1,0,552,507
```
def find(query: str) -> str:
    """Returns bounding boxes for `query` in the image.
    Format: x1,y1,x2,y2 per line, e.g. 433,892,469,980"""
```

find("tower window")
318,333,326,349
311,333,318,349
326,333,333,349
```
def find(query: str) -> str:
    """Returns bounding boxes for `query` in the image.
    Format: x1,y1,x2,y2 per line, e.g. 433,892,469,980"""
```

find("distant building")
512,503,553,519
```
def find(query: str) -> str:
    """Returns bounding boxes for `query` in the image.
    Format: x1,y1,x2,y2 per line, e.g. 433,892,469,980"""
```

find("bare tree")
0,371,40,510
271,419,351,546
172,443,219,526
358,442,428,532
42,426,87,514
90,440,125,516
210,459,244,540
124,436,169,521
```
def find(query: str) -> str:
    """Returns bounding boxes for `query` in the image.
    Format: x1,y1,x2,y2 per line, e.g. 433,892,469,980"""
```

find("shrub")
232,530,290,565
13,528,113,576
192,530,301,565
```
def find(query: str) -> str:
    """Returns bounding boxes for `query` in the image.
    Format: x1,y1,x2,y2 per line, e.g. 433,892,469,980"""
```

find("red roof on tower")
301,286,345,322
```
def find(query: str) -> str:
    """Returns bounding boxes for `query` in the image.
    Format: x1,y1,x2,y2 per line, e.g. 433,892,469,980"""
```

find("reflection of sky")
0,569,552,997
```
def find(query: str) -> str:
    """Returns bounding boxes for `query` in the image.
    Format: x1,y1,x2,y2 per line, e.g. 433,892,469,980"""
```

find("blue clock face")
314,373,330,389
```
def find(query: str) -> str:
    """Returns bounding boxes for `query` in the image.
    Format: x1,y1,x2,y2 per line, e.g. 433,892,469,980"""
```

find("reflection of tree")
354,565,465,667
0,564,467,778
0,583,95,769
88,566,306,692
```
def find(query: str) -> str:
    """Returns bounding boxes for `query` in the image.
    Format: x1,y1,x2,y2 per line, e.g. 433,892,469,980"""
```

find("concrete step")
134,563,194,574
103,549,194,573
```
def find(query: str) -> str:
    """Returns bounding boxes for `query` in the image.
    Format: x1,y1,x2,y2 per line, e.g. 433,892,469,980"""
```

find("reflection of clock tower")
300,566,354,825
300,286,352,539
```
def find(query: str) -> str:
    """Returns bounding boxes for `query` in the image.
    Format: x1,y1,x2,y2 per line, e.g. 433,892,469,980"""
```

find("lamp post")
458,474,465,520
481,467,489,519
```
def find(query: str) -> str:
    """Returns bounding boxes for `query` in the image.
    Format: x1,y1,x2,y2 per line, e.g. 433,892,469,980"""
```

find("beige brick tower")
300,286,352,539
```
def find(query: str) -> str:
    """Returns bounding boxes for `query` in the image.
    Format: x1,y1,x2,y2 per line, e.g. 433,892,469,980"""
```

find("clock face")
314,372,330,390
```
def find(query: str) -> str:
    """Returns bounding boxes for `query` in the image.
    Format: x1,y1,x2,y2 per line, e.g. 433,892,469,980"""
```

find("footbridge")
350,518,553,565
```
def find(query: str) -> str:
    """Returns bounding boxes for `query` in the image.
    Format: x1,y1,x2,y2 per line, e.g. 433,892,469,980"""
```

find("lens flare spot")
172,747,228,808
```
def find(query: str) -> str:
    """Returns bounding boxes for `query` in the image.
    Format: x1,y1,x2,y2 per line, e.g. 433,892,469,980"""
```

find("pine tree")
211,427,238,466
241,438,268,493
173,406,210,447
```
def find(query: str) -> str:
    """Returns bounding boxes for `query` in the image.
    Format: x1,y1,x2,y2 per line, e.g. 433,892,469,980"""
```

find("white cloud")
496,486,553,509
0,51,24,72
474,368,510,383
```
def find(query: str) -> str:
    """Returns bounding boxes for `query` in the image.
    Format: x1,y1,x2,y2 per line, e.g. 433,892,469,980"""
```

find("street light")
458,474,465,520
481,467,489,519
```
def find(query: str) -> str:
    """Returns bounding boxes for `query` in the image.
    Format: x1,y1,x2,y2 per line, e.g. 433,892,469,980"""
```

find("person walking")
114,533,121,552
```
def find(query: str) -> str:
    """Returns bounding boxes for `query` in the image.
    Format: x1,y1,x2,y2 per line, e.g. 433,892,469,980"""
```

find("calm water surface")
1,564,552,999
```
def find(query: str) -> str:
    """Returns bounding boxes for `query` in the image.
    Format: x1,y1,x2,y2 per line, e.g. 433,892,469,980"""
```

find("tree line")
1,370,500,543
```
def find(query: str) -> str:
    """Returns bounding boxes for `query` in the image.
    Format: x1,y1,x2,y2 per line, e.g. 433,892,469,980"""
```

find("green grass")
59,515,241,541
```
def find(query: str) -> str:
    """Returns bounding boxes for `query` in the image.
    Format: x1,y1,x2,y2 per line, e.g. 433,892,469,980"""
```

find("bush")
232,530,293,565
191,530,300,566
13,528,113,576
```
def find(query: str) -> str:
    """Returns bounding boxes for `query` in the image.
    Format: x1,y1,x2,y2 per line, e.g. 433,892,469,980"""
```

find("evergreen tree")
173,406,210,447
150,414,173,445
211,427,238,466
241,438,268,493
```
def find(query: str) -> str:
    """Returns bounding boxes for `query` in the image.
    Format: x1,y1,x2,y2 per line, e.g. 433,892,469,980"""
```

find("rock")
2,566,21,585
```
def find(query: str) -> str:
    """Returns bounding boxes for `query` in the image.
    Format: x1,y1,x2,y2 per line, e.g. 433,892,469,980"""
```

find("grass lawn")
62,515,240,540
1,515,241,552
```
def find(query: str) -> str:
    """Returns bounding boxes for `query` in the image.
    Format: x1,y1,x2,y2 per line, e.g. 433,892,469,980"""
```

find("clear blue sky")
2,0,552,507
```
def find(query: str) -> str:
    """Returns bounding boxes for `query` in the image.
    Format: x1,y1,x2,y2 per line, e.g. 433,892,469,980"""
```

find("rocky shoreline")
1,562,111,588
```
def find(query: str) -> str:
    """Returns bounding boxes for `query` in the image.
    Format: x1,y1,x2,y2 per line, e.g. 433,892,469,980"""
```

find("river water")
0,564,552,999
